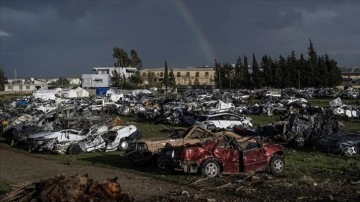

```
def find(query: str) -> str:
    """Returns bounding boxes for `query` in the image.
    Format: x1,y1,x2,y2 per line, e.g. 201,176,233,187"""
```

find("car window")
196,116,208,122
208,116,218,120
219,115,229,120
229,115,240,121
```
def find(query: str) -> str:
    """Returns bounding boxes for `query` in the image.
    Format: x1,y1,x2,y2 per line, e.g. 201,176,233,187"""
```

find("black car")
315,132,360,157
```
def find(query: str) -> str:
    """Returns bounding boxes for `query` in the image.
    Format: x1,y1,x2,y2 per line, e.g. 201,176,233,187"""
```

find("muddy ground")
0,139,359,202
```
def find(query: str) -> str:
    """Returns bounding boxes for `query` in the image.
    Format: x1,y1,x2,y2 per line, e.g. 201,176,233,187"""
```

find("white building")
82,67,138,88
4,78,48,93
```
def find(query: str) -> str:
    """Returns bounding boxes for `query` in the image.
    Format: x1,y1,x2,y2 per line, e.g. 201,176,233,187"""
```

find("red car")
157,135,285,178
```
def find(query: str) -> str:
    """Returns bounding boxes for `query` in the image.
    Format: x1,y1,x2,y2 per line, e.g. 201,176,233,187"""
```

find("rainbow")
173,0,216,65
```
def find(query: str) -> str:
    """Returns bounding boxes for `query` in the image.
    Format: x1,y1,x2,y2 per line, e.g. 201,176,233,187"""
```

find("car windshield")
195,116,208,122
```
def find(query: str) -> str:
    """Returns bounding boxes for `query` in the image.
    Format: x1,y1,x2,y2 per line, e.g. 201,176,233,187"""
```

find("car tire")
293,135,305,148
119,138,129,151
343,146,358,157
269,155,284,175
202,159,221,178
68,144,83,155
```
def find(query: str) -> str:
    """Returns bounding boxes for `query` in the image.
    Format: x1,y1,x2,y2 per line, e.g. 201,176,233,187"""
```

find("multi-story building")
82,67,137,88
140,67,216,88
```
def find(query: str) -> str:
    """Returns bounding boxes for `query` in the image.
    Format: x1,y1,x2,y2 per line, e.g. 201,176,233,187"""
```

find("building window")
160,72,164,77
205,72,209,77
26,86,30,90
7,86,12,90
186,72,190,77
177,72,181,77
195,72,199,77
93,78,103,83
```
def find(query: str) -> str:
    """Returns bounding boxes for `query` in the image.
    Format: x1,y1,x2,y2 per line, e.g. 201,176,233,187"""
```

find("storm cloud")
0,0,359,78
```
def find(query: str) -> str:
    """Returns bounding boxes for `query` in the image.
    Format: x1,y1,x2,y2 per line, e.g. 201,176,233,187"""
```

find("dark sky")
1,0,359,78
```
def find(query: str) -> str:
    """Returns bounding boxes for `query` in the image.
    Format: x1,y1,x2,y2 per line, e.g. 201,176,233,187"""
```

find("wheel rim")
296,137,305,148
205,162,218,177
273,159,284,173
121,141,129,150
344,146,357,156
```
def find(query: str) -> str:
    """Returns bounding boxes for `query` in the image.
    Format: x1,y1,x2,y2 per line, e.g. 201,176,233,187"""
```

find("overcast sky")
0,0,359,79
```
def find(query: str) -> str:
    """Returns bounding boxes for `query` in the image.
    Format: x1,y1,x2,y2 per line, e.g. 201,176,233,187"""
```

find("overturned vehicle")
157,135,285,178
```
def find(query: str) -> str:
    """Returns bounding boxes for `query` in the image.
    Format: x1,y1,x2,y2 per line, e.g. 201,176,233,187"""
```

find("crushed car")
67,124,142,154
126,126,242,165
315,132,360,157
26,125,108,153
157,135,285,177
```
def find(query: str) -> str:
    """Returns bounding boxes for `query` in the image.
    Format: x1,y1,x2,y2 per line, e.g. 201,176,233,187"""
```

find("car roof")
197,112,239,117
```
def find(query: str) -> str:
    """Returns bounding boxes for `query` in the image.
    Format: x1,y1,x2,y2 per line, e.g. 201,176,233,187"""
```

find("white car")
67,125,142,154
195,112,253,130
27,125,109,153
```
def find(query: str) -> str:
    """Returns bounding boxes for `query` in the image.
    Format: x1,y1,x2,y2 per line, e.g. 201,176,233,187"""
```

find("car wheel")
202,159,221,178
293,135,305,148
118,139,129,151
68,144,83,155
343,146,358,157
269,155,284,175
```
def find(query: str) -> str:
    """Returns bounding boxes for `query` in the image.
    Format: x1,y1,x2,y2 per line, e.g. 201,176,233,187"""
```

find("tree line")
214,39,343,90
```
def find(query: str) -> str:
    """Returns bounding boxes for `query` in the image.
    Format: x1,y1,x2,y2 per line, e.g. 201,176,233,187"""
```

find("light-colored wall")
140,67,216,87
82,74,110,88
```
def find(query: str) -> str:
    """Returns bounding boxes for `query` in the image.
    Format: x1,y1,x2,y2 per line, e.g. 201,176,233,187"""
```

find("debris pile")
1,174,134,202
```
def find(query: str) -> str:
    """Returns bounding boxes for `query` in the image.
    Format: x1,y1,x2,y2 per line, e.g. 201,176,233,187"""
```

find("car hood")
28,131,58,140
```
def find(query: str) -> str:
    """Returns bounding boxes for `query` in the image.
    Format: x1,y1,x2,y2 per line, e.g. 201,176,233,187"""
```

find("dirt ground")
1,139,360,202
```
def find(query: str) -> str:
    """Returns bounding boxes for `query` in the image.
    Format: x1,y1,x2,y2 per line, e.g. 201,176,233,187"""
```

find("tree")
169,69,176,88
214,59,222,91
252,53,262,89
0,68,8,91
243,55,251,88
130,50,142,69
261,55,273,88
147,71,156,87
113,47,130,67
164,61,169,92
129,71,143,86
113,47,142,69
52,77,70,87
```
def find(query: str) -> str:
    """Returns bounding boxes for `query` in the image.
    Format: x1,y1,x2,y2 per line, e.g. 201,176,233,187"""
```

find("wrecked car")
126,126,242,165
157,135,285,178
315,132,360,157
67,124,142,154
26,125,108,153
194,112,253,131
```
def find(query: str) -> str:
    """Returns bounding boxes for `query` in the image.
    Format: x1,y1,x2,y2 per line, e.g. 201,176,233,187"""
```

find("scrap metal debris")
0,174,134,202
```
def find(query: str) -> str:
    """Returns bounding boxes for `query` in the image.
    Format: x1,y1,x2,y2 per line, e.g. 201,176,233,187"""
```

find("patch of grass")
307,98,356,108
285,149,360,176
0,180,13,195
120,116,185,139
247,115,279,126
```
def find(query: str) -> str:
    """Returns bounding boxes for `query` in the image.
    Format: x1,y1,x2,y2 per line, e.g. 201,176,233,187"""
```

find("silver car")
195,112,253,130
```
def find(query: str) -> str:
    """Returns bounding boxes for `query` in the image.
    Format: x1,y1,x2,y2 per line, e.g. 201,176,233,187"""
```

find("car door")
216,114,231,129
229,114,243,127
242,143,268,173
213,139,239,174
